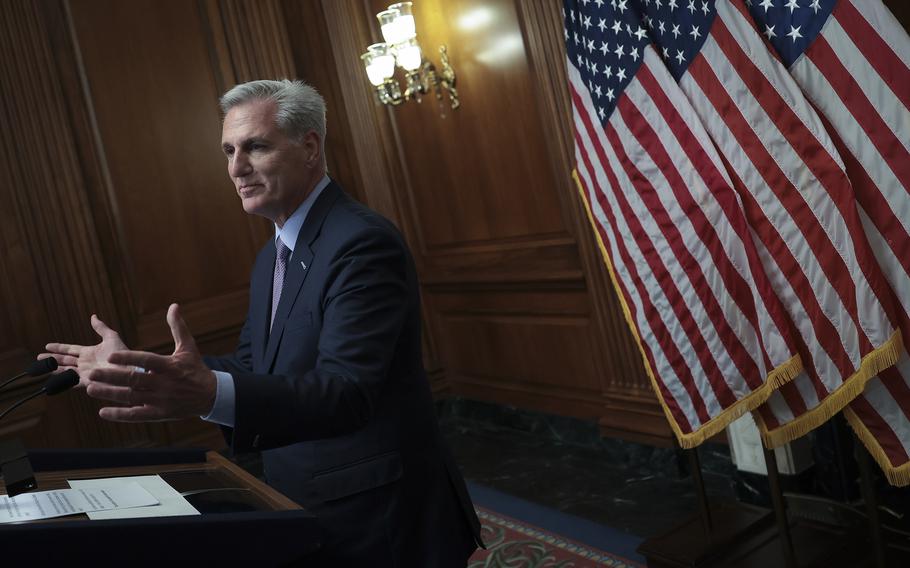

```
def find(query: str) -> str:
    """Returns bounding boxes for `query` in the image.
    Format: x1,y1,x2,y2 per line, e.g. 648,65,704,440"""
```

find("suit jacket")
205,182,481,566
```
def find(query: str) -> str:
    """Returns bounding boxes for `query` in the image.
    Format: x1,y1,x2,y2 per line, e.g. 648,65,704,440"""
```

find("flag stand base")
637,445,885,567
636,500,772,567
638,502,907,567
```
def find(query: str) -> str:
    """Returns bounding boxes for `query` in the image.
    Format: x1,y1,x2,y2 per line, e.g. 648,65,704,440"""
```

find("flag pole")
687,446,713,537
762,445,797,568
853,431,888,568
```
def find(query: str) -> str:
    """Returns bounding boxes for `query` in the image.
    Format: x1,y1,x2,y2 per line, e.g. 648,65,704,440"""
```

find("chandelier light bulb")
363,43,396,86
377,9,403,45
396,39,423,71
389,2,416,41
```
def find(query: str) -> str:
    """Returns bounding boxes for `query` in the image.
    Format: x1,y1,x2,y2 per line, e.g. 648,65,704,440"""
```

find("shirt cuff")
201,370,236,427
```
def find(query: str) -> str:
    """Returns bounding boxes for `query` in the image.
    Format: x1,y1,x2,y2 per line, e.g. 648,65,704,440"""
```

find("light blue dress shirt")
203,175,331,426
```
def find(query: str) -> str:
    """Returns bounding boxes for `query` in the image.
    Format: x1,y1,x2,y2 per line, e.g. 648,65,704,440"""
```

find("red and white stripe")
569,46,799,442
753,0,910,483
675,0,899,442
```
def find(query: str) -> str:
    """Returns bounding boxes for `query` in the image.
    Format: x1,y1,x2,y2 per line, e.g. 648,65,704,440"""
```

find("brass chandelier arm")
376,80,405,106
372,52,459,110
436,45,459,110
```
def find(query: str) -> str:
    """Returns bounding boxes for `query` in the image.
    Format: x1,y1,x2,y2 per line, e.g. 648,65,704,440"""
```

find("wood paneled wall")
1,0,733,450
281,0,672,444
0,0,300,449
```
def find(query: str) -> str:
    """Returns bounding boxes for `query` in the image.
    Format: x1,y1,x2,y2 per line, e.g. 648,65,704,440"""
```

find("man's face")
221,99,320,226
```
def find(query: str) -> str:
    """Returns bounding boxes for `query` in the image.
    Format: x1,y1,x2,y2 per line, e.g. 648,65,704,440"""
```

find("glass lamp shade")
362,55,386,86
388,2,416,41
362,44,396,86
395,38,423,71
377,9,404,45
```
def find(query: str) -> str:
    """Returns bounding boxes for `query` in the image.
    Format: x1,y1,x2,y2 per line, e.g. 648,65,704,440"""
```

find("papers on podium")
68,475,200,519
0,482,158,523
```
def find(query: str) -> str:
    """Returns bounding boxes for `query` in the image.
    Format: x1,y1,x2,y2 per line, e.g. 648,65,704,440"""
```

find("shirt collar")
275,175,330,252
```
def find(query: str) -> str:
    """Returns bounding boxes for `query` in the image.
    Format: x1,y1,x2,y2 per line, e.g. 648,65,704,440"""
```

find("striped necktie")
270,238,291,329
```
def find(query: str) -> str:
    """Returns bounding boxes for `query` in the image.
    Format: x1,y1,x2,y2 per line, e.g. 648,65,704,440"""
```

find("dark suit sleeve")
203,312,254,375
229,227,410,451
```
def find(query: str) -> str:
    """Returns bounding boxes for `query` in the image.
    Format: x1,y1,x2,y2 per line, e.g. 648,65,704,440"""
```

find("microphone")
0,369,77,497
0,369,79,423
44,370,80,395
0,357,59,392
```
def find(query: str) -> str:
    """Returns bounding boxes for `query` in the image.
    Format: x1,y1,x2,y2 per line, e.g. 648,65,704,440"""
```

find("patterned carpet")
468,507,644,567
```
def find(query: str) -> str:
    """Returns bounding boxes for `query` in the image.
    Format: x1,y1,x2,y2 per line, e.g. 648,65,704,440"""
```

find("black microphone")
0,357,59,392
0,369,77,497
0,369,79,423
44,370,80,395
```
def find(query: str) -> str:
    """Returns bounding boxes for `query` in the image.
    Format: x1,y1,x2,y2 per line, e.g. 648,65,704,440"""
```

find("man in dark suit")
43,79,481,566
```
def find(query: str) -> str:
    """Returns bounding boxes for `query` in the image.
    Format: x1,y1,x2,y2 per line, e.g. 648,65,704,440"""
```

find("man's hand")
41,315,128,386
84,303,217,422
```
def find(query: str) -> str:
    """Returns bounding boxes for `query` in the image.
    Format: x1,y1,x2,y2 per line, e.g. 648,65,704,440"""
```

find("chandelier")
360,2,460,110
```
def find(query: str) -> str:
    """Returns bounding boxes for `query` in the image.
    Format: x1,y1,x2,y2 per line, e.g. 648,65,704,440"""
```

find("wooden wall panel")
285,0,453,389
280,0,369,205
0,0,303,451
210,0,296,84
0,0,160,448
434,289,603,397
517,1,666,441
61,0,298,447
0,0,677,450
67,0,261,346
360,0,611,416
367,0,659,423
368,2,567,249
295,0,669,442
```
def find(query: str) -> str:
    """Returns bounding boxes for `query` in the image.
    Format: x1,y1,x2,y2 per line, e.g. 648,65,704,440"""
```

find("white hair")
220,79,326,153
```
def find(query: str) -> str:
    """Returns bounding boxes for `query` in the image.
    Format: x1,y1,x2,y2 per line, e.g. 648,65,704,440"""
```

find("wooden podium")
0,448,322,565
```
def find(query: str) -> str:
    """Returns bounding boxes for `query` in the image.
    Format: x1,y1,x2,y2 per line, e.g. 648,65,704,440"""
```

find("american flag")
563,0,805,447
749,0,910,486
629,0,902,446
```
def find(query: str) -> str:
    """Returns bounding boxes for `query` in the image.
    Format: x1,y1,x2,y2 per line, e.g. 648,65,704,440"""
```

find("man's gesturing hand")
41,315,128,386
84,303,217,422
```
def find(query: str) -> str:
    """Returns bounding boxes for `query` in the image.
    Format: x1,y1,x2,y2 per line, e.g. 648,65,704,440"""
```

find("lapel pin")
301,261,307,270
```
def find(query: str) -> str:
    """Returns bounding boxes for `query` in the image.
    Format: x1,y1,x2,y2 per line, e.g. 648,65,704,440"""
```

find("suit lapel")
251,245,274,371
263,182,343,371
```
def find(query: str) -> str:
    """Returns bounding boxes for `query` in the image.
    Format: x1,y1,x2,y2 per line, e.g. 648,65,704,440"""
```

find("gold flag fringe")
844,406,910,487
766,352,803,391
572,170,799,449
756,329,903,449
